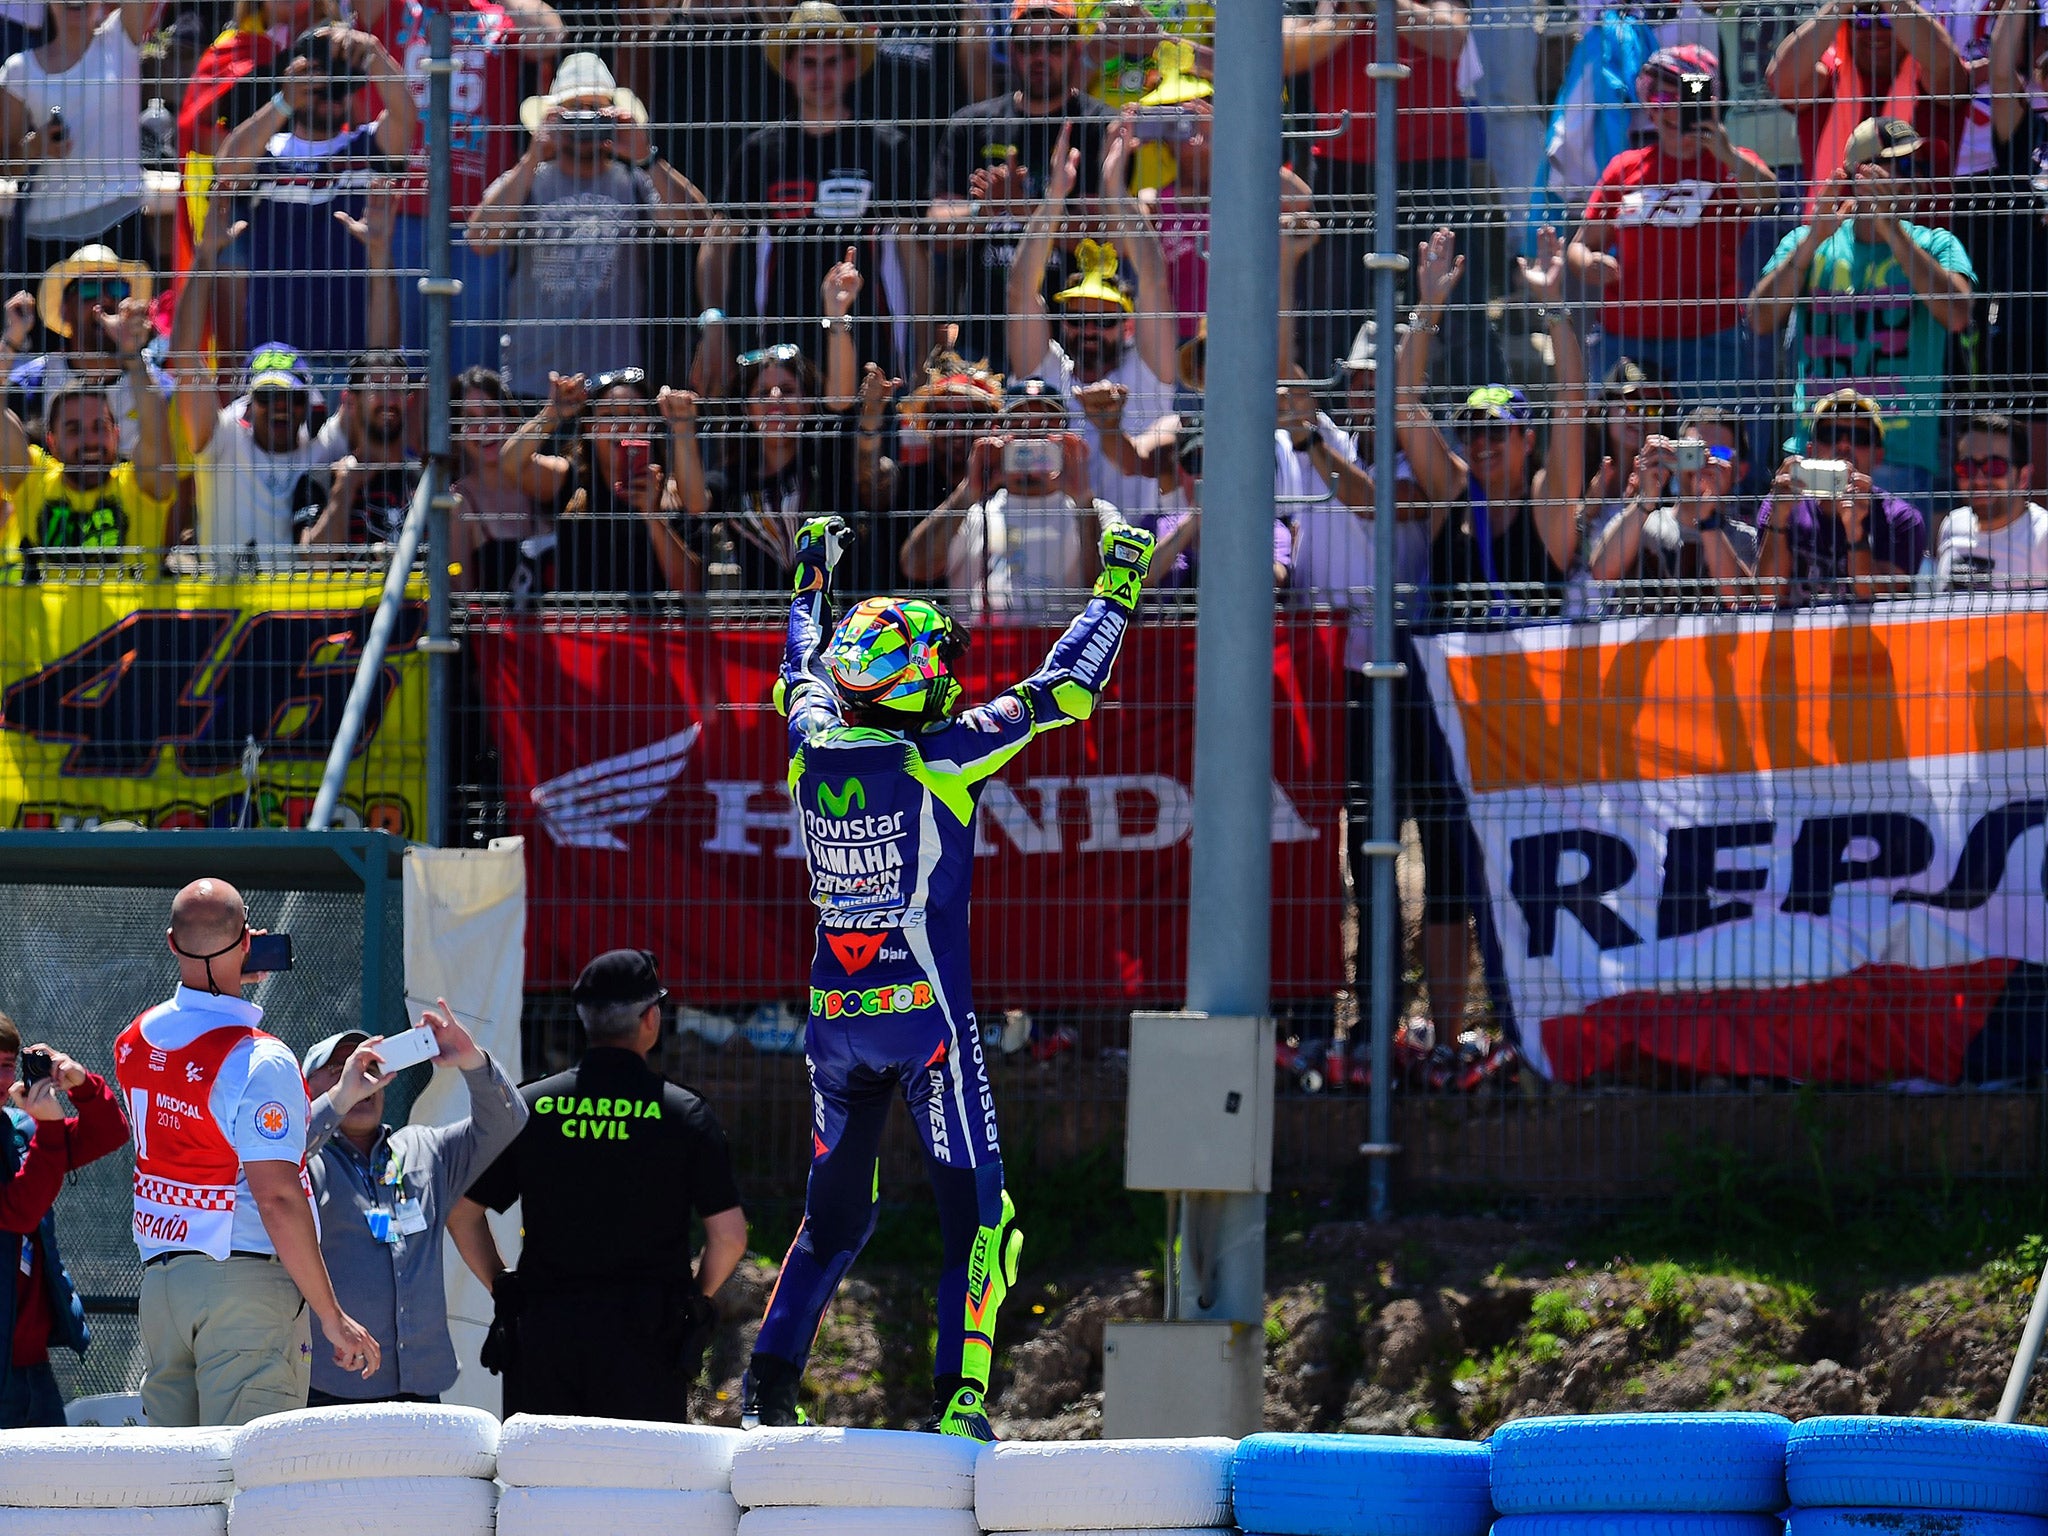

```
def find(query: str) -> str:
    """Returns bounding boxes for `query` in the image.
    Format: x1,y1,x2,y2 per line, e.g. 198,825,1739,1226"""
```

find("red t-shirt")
1311,32,1468,166
1582,142,1772,340
367,0,529,217
1793,48,1968,223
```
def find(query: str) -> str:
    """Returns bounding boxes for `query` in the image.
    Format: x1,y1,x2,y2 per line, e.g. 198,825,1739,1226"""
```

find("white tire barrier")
0,1509,225,1535
730,1426,982,1510
496,1414,741,1490
737,1509,983,1536
0,1427,235,1507
226,1475,496,1536
232,1404,499,1488
63,1392,149,1427
495,1485,742,1536
977,1438,1236,1531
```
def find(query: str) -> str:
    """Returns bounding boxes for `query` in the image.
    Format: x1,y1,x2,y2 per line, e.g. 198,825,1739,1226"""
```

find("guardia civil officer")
449,948,746,1421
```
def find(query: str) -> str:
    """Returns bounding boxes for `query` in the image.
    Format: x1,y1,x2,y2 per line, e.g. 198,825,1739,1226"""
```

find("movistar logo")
818,778,866,816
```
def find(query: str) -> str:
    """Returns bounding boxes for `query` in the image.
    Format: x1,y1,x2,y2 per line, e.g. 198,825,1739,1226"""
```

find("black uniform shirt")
463,1047,742,1287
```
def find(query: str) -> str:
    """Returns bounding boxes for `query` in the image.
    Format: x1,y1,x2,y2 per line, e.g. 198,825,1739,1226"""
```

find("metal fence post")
420,5,458,850
1179,0,1284,1326
1365,0,1409,1224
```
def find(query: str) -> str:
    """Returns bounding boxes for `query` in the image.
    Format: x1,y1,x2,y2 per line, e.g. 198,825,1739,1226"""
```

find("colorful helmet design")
823,597,967,720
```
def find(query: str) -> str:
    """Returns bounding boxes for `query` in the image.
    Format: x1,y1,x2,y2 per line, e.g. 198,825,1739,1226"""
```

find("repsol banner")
1415,599,2048,1085
0,578,426,834
471,617,1349,1005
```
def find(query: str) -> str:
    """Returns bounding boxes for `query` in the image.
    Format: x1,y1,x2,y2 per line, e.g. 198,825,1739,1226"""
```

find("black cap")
571,948,667,1009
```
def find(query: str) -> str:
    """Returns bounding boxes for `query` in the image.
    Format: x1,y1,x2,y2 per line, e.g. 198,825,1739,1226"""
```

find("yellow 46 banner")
0,577,427,834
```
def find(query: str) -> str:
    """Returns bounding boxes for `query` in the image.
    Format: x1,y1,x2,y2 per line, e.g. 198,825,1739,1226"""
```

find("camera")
1674,438,1707,473
1002,438,1063,478
291,28,367,105
1675,72,1717,134
555,108,615,152
1793,457,1852,498
19,1047,52,1085
1130,105,1196,144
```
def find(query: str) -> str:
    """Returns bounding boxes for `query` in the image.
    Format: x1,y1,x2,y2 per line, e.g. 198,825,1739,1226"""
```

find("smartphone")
1794,457,1851,498
18,1047,52,1085
1002,438,1063,478
373,1021,442,1073
613,438,652,497
1130,105,1195,143
45,106,62,142
1675,75,1716,134
246,932,293,974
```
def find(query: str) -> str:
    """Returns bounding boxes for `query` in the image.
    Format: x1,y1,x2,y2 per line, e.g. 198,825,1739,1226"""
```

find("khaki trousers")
138,1253,311,1427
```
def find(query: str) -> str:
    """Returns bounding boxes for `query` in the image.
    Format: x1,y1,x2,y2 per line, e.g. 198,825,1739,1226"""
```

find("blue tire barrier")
1232,1432,1493,1536
1490,1414,1792,1514
1787,1419,2048,1516
1789,1511,2048,1536
1495,1516,1786,1536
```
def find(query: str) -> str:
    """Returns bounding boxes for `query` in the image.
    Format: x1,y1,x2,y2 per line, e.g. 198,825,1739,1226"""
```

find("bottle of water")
139,98,175,170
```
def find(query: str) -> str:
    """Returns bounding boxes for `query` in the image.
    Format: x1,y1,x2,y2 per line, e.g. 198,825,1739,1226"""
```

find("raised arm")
822,249,864,410
1887,0,1970,99
105,301,176,507
500,373,582,502
1395,228,1470,513
1766,0,1844,108
1006,123,1077,380
467,129,547,256
1101,125,1178,387
170,201,247,455
1991,0,2033,141
338,178,400,353
1748,196,1843,337
1521,228,1588,569
356,30,419,161
780,517,854,752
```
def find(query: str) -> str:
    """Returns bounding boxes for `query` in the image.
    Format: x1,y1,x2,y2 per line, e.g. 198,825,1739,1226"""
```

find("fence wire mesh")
0,0,2043,1231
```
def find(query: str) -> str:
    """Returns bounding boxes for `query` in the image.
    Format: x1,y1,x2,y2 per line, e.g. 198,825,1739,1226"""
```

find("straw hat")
37,245,153,339
764,2,877,78
519,52,648,135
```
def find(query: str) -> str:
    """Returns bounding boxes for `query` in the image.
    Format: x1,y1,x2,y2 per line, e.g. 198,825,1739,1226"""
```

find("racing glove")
792,515,852,596
1093,522,1156,612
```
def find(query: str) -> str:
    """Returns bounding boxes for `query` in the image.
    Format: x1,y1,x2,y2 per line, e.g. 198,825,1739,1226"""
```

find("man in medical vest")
115,878,381,1426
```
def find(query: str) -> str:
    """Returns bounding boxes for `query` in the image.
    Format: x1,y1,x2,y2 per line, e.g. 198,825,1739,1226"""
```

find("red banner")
471,617,1349,1006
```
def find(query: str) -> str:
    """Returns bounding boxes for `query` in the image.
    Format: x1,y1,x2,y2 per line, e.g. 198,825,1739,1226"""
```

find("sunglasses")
590,366,649,396
1812,425,1879,450
1639,86,1681,106
1009,35,1073,54
72,279,128,304
1955,454,2013,480
1613,399,1674,420
737,344,805,370
1457,417,1519,439
1060,311,1125,331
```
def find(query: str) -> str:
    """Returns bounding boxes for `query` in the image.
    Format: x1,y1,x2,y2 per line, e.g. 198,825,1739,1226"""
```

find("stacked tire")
494,1414,743,1535
0,1426,236,1534
1232,1432,1494,1536
226,1403,499,1535
728,1426,985,1535
976,1438,1238,1535
1489,1413,1792,1536
1786,1417,2048,1536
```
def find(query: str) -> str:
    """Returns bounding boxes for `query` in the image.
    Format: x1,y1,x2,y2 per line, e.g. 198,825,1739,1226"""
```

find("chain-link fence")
0,0,2044,1234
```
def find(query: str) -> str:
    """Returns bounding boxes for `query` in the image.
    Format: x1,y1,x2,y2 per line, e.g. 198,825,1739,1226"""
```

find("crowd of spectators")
0,0,2040,1056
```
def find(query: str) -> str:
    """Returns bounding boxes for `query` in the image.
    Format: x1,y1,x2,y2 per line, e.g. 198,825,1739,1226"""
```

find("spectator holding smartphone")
1,1015,127,1429
900,377,1115,618
298,1001,525,1407
501,366,698,595
468,52,719,402
1933,410,2048,594
1567,47,1778,404
117,878,380,1426
1756,387,1926,605
1747,117,1975,512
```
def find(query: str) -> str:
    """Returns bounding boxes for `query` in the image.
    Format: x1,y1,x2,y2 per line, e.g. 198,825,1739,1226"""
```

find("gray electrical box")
1123,1012,1274,1193
1103,1320,1264,1439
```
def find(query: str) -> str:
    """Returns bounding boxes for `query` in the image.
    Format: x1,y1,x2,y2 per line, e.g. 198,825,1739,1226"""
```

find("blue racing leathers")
752,587,1136,1388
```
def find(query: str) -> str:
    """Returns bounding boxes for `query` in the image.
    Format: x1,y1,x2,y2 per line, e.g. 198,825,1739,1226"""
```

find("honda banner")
472,617,1350,1006
1414,598,2048,1085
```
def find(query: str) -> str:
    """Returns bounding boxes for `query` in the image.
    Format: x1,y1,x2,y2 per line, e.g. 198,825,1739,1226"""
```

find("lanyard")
1465,478,1519,624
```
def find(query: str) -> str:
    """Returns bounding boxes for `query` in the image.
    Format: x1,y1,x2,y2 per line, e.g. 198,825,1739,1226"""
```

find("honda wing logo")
532,724,702,851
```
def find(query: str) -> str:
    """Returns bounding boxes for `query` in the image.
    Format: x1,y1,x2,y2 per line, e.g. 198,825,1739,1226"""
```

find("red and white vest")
113,1011,306,1259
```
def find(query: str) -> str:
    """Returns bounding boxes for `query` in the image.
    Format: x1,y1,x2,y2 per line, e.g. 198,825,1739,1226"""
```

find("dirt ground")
685,1216,2048,1437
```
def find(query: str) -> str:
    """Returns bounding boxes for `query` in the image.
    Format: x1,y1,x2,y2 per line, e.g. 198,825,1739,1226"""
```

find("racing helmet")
823,596,967,722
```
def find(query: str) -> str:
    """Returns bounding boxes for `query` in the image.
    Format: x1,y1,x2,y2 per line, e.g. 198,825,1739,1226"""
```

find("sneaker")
740,1354,807,1429
930,1382,997,1442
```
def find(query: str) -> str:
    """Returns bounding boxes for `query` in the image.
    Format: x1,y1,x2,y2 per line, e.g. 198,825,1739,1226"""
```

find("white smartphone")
373,1021,442,1073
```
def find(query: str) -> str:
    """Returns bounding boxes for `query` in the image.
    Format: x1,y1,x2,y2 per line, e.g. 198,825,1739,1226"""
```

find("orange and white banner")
1414,598,2048,1085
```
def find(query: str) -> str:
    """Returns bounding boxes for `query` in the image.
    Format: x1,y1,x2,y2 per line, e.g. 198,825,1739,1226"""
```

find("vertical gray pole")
1179,0,1283,1324
1367,0,1405,1223
422,7,456,848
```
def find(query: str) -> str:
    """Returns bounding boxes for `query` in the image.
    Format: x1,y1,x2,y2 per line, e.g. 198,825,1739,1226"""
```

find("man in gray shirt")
300,1000,526,1406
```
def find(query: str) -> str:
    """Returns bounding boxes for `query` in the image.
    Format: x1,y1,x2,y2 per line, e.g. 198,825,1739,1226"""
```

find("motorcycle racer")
742,512,1155,1441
